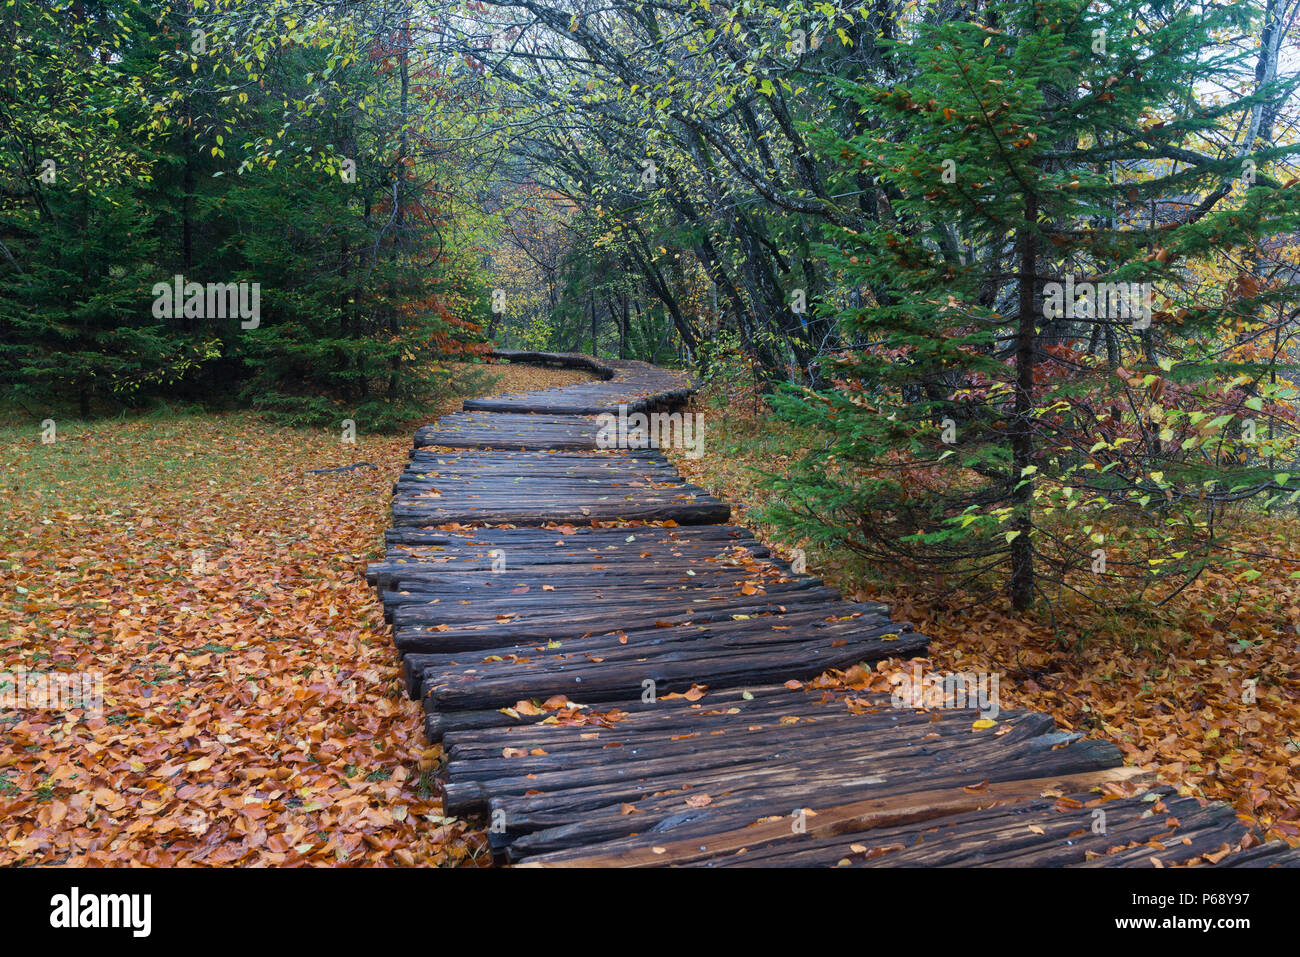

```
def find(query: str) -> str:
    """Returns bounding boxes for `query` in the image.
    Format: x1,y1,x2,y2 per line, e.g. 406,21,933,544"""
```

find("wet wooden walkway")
370,351,1299,868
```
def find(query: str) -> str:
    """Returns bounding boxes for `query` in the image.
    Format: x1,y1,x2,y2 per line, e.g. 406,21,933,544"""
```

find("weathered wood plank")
409,614,925,708
465,351,694,415
415,412,621,451
513,768,1156,867
380,522,757,552
1217,841,1300,867
510,766,1153,866
689,789,1241,868
390,446,730,526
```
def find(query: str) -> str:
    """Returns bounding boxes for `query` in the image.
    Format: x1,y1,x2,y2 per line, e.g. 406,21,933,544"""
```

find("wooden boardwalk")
370,351,1300,868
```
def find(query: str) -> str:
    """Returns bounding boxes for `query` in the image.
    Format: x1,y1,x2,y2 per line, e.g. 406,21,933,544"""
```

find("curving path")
369,353,1299,868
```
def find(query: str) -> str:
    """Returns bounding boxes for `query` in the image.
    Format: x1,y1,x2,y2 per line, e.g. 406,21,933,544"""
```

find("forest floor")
0,361,592,866
666,390,1300,847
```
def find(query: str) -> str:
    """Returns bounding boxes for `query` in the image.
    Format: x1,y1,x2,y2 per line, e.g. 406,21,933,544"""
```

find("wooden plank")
422,682,801,742
410,617,926,709
380,522,757,551
465,352,695,415
496,736,1124,860
514,767,1155,867
699,790,1244,868
441,707,1060,816
416,413,622,451
390,446,730,526
1217,841,1300,867
394,596,894,659
393,497,730,527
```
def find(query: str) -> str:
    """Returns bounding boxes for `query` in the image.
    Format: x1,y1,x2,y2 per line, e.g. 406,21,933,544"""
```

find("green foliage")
763,0,1300,609
0,0,492,428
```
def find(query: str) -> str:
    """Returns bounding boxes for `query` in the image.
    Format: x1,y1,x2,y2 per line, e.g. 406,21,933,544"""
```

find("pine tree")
766,0,1300,611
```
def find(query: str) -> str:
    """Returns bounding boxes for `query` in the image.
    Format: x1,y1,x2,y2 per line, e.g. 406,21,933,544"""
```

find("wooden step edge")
512,765,1156,868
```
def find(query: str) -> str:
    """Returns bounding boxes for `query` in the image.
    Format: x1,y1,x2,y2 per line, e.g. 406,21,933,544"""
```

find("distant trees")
442,1,1300,390
432,0,867,374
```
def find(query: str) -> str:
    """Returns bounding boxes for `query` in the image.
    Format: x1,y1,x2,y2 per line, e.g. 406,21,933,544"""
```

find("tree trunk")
619,294,628,359
1010,194,1037,611
388,6,413,399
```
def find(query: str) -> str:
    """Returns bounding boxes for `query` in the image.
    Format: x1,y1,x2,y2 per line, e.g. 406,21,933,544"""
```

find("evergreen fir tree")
766,0,1300,610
